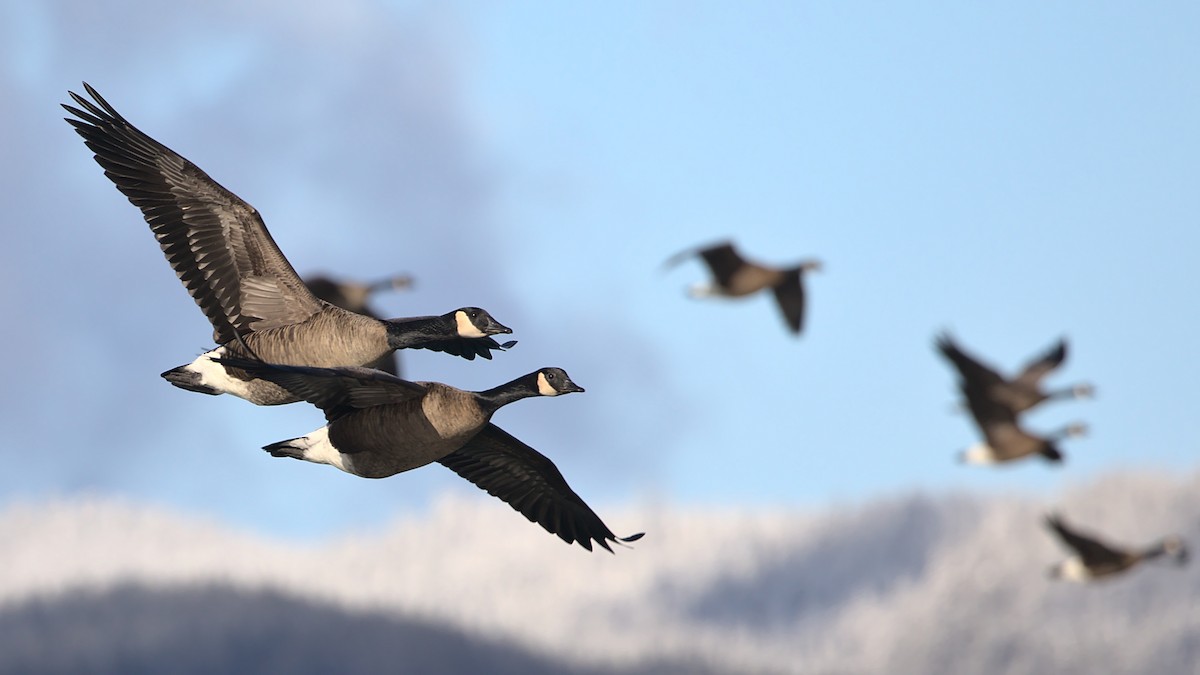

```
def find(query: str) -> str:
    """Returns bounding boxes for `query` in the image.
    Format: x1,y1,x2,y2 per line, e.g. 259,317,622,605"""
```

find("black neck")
384,315,450,349
475,373,539,414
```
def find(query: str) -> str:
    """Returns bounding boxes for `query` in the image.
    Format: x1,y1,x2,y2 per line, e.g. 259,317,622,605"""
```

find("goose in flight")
63,84,515,405
217,356,644,553
1045,513,1188,581
665,241,822,335
936,333,1093,415
957,378,1086,465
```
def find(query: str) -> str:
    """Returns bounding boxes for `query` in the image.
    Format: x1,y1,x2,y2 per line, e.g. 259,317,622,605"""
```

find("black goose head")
534,367,585,396
450,307,513,339
476,367,584,413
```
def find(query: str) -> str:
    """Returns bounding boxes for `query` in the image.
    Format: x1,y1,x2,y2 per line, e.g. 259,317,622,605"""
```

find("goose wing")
1014,339,1068,388
1045,514,1125,566
63,83,323,344
960,380,1014,431
771,270,806,334
438,424,644,553
412,337,518,361
214,357,424,421
936,334,1005,388
694,242,750,288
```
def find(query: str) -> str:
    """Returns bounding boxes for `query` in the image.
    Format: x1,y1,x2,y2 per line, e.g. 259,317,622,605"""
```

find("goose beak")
484,318,513,336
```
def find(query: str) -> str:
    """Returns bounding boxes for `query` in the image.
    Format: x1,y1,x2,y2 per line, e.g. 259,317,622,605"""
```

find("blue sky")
2,1,1198,538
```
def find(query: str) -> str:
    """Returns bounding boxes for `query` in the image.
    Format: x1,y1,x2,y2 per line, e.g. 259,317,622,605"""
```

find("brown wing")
63,83,323,344
771,270,806,334
695,242,749,288
1045,514,1125,566
1014,339,1068,389
936,334,1005,389
213,357,424,421
438,424,644,553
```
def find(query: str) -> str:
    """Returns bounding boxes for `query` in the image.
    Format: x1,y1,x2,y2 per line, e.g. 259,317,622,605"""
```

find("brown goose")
958,379,1085,465
216,356,644,553
664,241,822,335
304,273,415,377
1045,513,1189,581
936,333,1094,415
62,84,515,405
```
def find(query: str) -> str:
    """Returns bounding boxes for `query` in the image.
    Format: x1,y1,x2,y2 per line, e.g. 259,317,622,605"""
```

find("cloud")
2,469,1197,674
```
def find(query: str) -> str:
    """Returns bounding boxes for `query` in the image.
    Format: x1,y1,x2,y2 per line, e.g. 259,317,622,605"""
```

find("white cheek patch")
536,372,560,396
455,311,487,339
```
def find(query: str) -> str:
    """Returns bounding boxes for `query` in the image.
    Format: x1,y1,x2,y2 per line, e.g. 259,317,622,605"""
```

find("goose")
957,379,1086,465
304,273,415,377
664,241,822,335
304,273,414,317
936,333,1094,415
1045,513,1189,581
214,356,644,552
62,84,516,405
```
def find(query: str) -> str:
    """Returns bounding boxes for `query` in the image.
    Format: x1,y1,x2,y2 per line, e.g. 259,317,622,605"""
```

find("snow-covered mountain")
3,470,1197,674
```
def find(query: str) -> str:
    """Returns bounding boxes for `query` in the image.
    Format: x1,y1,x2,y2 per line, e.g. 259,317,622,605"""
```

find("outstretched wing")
1014,339,1068,388
936,334,1005,388
214,357,425,421
414,337,518,361
63,83,323,344
771,270,806,334
439,424,644,553
1045,514,1125,566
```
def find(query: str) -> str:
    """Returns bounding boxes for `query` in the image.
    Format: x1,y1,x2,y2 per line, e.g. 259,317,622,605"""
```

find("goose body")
1045,513,1189,581
63,84,514,405
165,307,511,405
958,379,1085,465
218,357,643,552
665,241,821,335
304,273,414,377
937,333,1094,415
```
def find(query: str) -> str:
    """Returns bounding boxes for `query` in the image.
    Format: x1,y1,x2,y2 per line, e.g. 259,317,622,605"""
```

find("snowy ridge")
3,470,1199,674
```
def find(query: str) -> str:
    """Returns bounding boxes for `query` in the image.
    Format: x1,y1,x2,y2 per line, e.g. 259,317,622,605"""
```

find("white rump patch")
289,426,349,473
455,311,487,338
687,282,722,299
1055,556,1092,582
960,443,999,465
186,347,254,399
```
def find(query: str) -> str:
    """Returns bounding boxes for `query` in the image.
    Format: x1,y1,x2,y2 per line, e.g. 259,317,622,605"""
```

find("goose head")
476,367,584,412
1161,535,1189,565
535,367,585,396
450,307,513,339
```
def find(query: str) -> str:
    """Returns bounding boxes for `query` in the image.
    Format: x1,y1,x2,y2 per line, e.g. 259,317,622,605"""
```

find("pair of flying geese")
937,336,1188,580
63,83,642,553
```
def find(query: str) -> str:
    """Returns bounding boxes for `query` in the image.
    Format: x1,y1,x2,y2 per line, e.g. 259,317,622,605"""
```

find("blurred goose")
216,356,644,553
936,333,1094,415
1045,513,1189,581
958,379,1085,465
304,273,415,377
62,84,515,405
665,241,822,335
305,273,414,317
